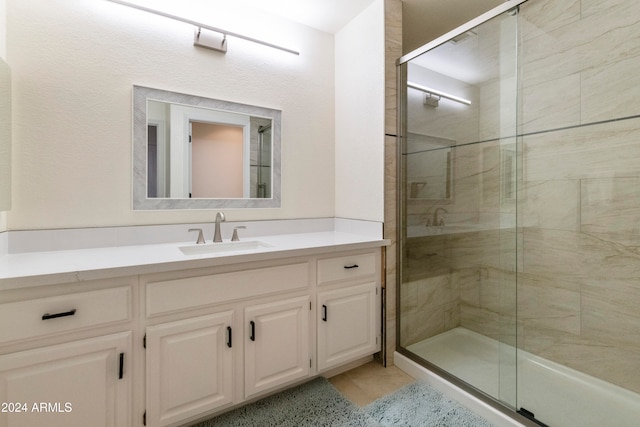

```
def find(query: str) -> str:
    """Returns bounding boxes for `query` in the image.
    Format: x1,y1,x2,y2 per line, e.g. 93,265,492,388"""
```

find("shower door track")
396,348,544,427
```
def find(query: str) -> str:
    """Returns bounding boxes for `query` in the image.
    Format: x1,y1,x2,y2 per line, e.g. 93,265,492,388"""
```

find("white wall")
334,0,385,222
0,0,5,59
0,0,6,233
5,0,336,230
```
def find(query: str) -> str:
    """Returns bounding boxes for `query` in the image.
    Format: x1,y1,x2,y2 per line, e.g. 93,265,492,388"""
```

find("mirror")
133,86,281,209
405,132,453,200
0,58,10,211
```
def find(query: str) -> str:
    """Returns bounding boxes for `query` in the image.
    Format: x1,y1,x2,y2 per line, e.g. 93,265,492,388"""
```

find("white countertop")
0,231,389,290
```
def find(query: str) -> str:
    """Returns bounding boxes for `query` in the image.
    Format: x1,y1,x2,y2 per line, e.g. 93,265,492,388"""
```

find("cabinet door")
317,282,378,371
0,332,131,427
244,296,310,398
146,311,233,427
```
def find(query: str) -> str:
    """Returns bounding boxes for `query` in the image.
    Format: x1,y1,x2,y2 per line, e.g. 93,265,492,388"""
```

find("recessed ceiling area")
401,0,504,54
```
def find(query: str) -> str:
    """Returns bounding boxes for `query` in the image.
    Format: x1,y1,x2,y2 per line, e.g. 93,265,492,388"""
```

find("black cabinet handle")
227,326,232,348
249,321,255,341
118,353,124,379
322,305,328,322
42,309,77,320
344,264,359,269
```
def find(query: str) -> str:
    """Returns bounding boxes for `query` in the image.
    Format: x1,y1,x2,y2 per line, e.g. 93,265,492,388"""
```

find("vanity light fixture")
407,81,472,106
106,0,300,56
194,28,227,54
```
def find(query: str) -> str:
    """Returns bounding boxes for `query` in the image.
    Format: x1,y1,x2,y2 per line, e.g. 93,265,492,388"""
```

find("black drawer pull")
249,321,256,342
227,326,233,348
344,264,359,269
42,309,77,320
322,304,328,322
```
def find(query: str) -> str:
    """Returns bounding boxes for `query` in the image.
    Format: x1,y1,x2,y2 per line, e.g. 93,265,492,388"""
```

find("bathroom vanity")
0,228,385,427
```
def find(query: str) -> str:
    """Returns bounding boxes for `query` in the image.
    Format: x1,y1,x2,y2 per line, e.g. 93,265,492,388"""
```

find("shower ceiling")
402,0,503,53
406,0,508,86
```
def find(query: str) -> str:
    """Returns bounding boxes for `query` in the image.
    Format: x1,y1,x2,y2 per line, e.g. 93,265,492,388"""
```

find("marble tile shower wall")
517,0,640,394
402,0,640,394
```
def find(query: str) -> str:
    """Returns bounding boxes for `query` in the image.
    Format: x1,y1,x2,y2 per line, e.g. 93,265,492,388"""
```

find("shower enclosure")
397,1,640,426
250,119,272,198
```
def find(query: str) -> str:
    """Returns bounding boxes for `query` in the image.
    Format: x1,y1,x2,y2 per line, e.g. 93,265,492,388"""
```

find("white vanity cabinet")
145,311,234,427
0,332,132,427
141,261,311,427
0,279,135,427
244,296,310,398
316,252,381,372
0,240,384,427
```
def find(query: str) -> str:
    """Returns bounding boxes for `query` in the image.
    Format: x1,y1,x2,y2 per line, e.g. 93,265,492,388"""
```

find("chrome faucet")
433,207,448,226
213,211,225,243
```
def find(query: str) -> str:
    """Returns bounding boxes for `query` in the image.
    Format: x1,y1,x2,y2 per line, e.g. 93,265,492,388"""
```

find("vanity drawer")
0,286,132,344
317,252,377,286
146,262,310,317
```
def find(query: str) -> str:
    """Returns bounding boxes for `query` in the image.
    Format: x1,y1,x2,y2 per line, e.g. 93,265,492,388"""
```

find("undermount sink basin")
179,240,273,255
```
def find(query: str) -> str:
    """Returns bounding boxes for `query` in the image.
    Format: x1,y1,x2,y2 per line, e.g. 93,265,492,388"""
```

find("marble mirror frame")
132,85,282,210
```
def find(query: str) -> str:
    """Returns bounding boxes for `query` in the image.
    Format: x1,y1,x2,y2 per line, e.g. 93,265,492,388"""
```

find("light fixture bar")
407,81,472,106
106,0,300,55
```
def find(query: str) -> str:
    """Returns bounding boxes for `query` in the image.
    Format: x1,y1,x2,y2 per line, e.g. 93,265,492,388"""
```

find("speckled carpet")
191,377,494,426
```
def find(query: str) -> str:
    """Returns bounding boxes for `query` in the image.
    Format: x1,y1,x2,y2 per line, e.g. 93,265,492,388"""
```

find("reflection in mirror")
254,124,272,198
405,133,453,200
133,86,281,209
0,59,10,211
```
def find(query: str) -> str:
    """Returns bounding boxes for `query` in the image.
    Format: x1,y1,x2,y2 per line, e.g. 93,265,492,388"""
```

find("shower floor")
406,327,640,427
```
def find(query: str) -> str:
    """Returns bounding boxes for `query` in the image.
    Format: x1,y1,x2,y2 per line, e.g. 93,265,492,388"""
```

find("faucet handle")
188,228,206,244
231,226,246,242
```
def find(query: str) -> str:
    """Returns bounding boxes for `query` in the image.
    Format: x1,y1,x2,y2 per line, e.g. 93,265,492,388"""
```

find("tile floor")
328,361,415,406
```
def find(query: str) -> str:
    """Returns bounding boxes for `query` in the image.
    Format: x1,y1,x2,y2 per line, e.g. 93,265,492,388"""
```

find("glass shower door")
513,1,640,425
398,7,519,409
